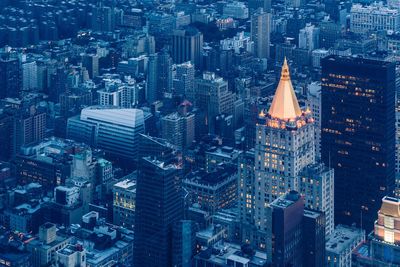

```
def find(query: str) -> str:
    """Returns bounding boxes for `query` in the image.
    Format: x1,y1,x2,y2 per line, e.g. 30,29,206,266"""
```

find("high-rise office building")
161,110,195,150
14,109,47,156
319,19,342,49
172,28,203,69
194,72,235,135
271,191,304,266
49,67,68,103
321,55,396,231
91,5,115,32
174,61,195,100
134,148,183,267
299,163,335,236
303,209,326,267
306,82,322,156
271,191,326,267
240,59,334,262
238,150,256,226
0,110,13,161
298,23,320,51
82,54,99,79
146,53,158,103
396,100,400,197
251,9,271,59
0,56,21,98
256,58,315,204
146,50,173,103
240,59,315,259
157,49,173,97
22,61,38,91
67,106,145,162
147,12,175,49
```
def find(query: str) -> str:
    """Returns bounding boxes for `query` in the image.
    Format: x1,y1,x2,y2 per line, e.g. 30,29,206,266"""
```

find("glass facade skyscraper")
321,55,396,231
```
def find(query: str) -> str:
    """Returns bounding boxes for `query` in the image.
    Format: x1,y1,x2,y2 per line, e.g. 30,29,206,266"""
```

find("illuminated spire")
268,58,302,120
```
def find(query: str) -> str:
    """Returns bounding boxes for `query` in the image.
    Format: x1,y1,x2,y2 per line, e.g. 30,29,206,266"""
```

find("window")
384,216,394,229
384,230,394,243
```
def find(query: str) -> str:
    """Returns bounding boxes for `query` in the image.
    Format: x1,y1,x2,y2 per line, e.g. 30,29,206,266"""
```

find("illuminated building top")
268,58,302,120
374,196,400,245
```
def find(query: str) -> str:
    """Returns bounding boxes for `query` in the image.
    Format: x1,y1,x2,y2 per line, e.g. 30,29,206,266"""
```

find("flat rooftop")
326,225,365,254
113,179,136,191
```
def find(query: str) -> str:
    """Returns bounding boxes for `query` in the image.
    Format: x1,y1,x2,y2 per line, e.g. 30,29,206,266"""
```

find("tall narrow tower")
256,58,315,203
251,9,271,59
240,60,315,258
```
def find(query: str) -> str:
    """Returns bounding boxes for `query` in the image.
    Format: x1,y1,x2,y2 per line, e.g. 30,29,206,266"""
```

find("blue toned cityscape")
0,0,399,266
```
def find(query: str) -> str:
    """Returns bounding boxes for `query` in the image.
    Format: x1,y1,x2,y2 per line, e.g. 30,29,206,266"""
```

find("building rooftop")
196,241,268,267
57,244,84,256
326,225,365,254
184,165,236,187
206,146,242,158
271,191,301,209
143,156,182,171
304,209,322,219
113,179,136,192
380,196,400,218
81,106,144,128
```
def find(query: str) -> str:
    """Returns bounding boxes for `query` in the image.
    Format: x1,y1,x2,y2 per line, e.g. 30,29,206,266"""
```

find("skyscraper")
0,56,21,99
157,49,173,98
161,108,195,150
134,141,183,267
22,61,38,91
298,23,320,51
146,50,173,103
271,191,304,266
256,58,315,204
240,59,315,259
251,9,271,59
299,163,335,236
271,191,326,267
321,55,396,231
172,28,203,69
174,61,195,100
194,72,235,136
146,53,158,104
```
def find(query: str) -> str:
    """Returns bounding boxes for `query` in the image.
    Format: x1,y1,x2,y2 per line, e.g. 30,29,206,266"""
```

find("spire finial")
281,57,290,81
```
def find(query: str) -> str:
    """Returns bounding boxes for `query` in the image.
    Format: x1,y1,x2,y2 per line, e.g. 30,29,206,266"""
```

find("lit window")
384,230,394,243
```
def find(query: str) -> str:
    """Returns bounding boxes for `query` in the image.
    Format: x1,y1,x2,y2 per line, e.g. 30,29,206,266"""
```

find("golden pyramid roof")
268,58,302,120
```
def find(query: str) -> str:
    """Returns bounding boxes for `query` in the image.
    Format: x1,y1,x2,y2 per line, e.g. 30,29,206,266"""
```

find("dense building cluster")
0,0,400,266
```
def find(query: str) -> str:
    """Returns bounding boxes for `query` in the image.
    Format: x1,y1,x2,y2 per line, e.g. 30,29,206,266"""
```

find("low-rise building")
194,241,268,267
326,224,365,267
113,179,136,230
205,146,242,172
184,165,237,214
